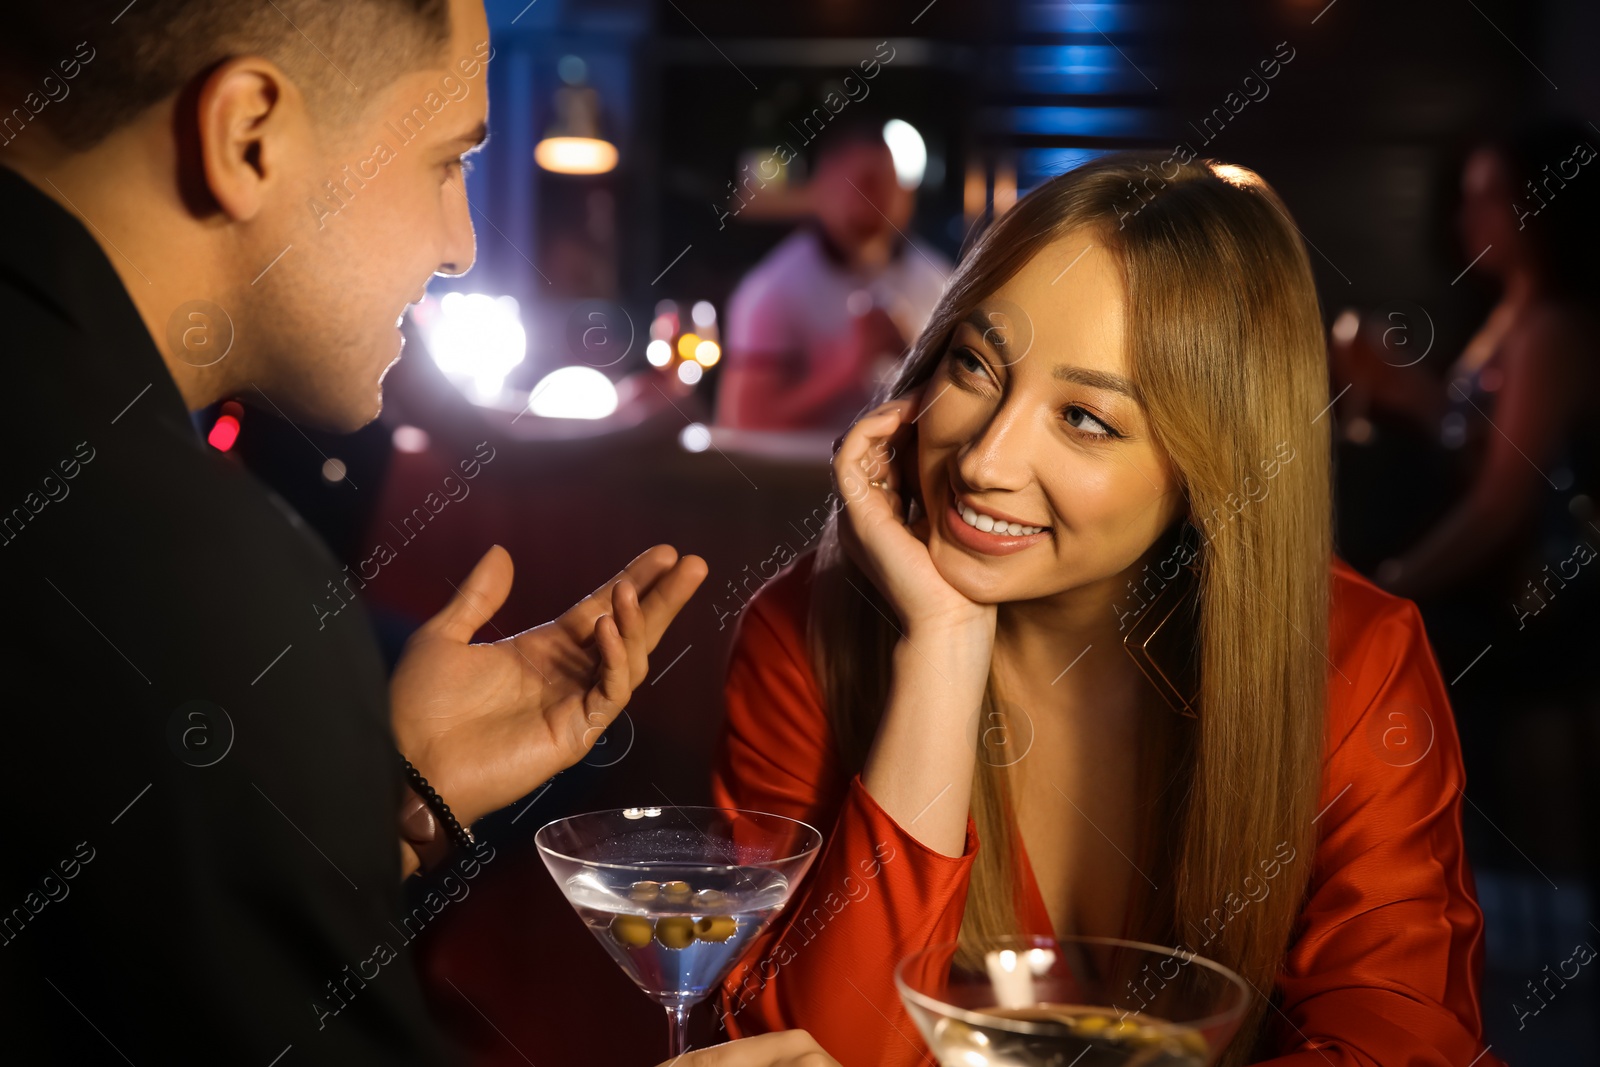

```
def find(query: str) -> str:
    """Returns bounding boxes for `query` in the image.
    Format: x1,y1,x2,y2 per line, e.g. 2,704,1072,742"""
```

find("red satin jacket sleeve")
1252,560,1501,1066
711,551,1499,1067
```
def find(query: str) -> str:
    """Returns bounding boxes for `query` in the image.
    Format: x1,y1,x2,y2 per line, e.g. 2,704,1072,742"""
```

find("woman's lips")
940,492,1052,557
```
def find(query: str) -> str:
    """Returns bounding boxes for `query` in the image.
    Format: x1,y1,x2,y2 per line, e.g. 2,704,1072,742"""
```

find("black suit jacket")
0,165,455,1065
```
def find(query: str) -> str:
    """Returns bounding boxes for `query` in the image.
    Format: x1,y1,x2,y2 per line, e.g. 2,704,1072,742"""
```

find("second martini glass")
536,805,822,1058
897,934,1252,1065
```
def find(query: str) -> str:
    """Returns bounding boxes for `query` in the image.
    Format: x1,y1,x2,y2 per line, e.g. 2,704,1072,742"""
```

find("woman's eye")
1064,404,1117,438
949,346,986,378
947,347,1119,440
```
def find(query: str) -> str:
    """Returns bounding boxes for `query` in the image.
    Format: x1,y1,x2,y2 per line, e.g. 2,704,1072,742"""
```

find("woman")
709,153,1497,1066
1331,123,1599,605
1328,123,1600,881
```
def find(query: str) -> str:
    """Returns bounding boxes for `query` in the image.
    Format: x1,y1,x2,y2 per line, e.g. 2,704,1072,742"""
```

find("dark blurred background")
213,0,1600,1061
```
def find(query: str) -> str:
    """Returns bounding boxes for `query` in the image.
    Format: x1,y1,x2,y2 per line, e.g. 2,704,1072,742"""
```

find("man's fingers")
583,613,629,739
634,553,708,652
560,544,682,635
613,543,682,599
564,615,626,766
612,577,651,684
570,577,670,762
424,544,515,643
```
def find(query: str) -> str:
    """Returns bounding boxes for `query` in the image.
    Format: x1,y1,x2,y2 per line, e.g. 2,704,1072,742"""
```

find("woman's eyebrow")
962,308,1142,404
1053,364,1141,403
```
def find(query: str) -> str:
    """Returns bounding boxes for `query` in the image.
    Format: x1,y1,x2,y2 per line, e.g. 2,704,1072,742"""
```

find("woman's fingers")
831,399,946,626
834,400,915,531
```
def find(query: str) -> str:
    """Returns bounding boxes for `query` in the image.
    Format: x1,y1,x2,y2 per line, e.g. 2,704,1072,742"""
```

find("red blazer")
711,549,1500,1066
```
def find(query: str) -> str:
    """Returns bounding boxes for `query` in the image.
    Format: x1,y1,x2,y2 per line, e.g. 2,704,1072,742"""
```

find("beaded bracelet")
401,758,477,852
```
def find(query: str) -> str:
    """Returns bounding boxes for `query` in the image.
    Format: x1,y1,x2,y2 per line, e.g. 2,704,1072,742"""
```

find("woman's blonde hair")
805,152,1331,1064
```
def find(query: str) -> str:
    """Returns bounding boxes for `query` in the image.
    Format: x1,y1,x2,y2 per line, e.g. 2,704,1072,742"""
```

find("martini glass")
537,806,822,1058
896,935,1251,1066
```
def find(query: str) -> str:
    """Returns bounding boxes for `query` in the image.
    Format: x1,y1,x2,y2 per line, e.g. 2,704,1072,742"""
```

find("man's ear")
195,57,298,222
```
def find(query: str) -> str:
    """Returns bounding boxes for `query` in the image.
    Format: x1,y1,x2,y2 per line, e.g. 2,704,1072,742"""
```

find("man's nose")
437,183,478,277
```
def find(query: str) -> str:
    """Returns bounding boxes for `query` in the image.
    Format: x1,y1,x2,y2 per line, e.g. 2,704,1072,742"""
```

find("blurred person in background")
715,119,950,433
1328,120,1600,888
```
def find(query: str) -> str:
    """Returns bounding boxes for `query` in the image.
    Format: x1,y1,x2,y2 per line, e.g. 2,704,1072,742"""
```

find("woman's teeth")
959,505,1046,537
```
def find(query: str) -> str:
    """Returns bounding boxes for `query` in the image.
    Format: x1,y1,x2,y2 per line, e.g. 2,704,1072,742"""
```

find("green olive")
655,917,696,949
695,915,738,942
660,880,692,901
609,914,654,948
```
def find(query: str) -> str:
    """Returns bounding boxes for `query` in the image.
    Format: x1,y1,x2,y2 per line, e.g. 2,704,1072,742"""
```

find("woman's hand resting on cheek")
835,397,998,857
833,397,997,643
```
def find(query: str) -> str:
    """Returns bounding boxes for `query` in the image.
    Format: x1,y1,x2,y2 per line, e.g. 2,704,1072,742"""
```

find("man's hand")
654,1031,841,1067
391,543,708,827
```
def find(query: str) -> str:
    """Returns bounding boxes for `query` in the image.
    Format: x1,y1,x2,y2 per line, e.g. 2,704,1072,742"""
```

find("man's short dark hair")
3,0,452,151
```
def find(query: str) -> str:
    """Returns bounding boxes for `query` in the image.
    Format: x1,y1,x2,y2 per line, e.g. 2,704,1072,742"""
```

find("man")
715,122,949,432
0,2,837,1064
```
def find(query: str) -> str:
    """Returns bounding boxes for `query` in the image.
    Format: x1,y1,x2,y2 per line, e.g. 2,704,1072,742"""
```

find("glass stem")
666,1003,692,1058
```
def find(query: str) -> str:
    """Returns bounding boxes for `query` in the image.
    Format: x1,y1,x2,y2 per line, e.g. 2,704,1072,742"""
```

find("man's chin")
321,346,401,433
281,387,384,435
342,388,386,433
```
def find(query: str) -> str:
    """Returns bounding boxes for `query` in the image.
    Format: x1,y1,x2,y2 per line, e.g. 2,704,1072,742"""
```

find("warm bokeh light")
964,158,986,220
646,339,673,367
694,339,721,367
994,156,1017,215
534,136,619,175
677,332,702,359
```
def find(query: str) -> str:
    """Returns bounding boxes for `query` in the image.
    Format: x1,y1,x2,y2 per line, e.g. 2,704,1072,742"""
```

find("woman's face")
911,231,1186,610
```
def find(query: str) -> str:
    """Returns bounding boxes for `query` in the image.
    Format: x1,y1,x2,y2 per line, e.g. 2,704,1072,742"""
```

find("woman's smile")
938,475,1054,556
